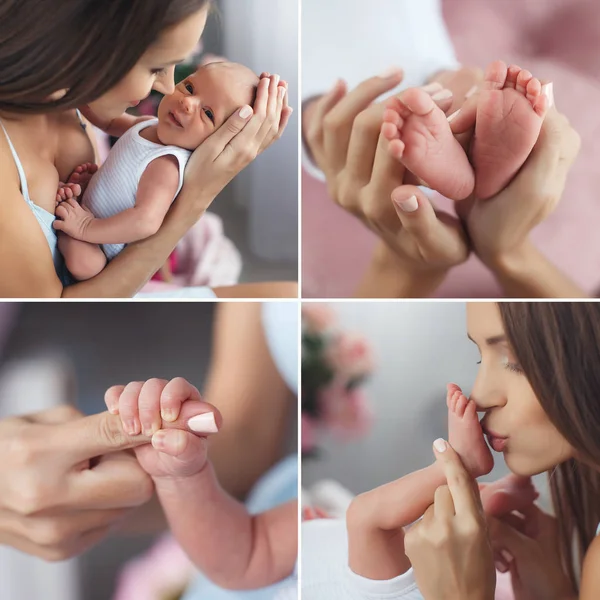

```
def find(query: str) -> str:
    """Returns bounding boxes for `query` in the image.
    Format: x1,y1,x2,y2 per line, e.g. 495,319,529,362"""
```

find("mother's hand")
454,107,581,271
405,439,496,600
0,403,156,560
304,73,469,296
487,503,575,600
176,74,292,223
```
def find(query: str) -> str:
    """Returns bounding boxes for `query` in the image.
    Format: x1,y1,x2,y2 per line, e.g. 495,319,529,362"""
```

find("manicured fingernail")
421,82,443,94
239,105,252,118
433,438,448,452
278,86,286,99
447,109,461,123
500,550,514,564
466,85,479,98
126,420,139,435
393,194,418,213
495,560,508,573
188,412,218,433
541,82,554,108
431,89,452,101
161,408,177,423
379,66,402,79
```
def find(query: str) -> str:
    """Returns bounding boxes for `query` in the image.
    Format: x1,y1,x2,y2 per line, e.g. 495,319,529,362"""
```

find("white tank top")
82,118,191,260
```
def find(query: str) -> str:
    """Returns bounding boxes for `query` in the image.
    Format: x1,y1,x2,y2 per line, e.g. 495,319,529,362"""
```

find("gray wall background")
302,302,549,502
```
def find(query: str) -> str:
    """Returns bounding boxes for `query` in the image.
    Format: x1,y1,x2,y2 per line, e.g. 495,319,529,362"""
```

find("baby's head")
156,61,259,150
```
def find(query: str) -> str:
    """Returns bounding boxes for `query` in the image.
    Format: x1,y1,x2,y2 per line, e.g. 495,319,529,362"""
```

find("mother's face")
466,303,574,476
87,7,209,122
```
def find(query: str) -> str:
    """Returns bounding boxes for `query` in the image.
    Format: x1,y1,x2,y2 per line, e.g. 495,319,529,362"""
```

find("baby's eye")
204,108,215,123
185,82,194,94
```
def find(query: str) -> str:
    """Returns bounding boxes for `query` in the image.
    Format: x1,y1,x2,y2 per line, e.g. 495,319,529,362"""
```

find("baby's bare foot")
447,382,494,477
67,162,98,195
55,182,82,206
382,88,474,200
473,61,549,200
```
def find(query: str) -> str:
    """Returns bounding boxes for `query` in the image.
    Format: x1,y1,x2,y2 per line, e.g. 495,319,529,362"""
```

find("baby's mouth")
168,111,184,128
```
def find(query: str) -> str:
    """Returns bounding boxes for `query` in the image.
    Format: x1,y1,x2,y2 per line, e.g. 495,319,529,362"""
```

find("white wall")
221,0,299,261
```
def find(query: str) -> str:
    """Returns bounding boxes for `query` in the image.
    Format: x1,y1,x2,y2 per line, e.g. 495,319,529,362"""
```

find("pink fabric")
141,211,242,293
302,0,600,298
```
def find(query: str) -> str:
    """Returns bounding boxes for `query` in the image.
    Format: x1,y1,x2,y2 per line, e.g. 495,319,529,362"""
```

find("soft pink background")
302,0,600,298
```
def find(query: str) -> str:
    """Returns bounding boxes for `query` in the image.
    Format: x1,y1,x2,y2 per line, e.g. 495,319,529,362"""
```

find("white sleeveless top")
82,118,191,260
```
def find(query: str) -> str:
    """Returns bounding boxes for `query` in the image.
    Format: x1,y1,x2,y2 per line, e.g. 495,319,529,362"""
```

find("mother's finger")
194,104,254,165
432,438,483,516
433,484,455,518
323,70,404,174
345,103,387,186
390,186,468,264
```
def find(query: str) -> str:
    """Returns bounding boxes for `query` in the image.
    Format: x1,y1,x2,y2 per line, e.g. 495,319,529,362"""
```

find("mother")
0,0,291,298
398,303,600,599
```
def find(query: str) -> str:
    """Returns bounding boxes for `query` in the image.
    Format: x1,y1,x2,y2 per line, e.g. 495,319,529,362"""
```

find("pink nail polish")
188,412,218,433
393,194,418,213
431,89,452,102
465,85,478,99
447,109,461,123
379,66,402,79
433,438,448,452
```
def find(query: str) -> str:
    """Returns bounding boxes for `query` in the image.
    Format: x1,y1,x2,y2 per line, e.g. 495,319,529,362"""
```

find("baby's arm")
54,156,179,244
156,467,297,590
106,378,298,590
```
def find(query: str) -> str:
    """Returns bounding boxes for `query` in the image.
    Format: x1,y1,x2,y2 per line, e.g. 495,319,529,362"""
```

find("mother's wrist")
482,240,536,280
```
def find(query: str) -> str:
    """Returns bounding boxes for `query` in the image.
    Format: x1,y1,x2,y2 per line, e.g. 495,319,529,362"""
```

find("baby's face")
156,62,258,150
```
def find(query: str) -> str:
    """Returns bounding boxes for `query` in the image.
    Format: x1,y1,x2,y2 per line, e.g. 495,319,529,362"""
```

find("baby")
105,377,297,593
53,61,261,281
302,383,539,599
381,60,552,201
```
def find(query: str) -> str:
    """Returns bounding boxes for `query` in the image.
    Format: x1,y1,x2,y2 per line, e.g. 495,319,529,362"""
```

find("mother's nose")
470,375,506,411
153,67,176,96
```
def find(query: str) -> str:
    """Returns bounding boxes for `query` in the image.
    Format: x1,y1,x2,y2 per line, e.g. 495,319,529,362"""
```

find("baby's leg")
57,233,107,281
382,88,475,200
472,61,548,200
347,384,493,581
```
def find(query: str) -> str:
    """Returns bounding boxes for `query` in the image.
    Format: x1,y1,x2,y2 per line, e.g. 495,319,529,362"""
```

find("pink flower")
302,304,335,334
318,384,373,440
302,413,317,454
325,333,374,381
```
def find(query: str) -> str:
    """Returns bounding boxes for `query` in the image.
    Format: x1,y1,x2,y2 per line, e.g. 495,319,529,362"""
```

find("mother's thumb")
58,411,151,462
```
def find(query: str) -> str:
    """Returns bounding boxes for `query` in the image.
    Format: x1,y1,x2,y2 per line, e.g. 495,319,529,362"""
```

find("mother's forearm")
490,241,587,299
61,193,203,298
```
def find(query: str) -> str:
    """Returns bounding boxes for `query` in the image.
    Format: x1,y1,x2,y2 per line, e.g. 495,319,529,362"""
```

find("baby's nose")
180,96,196,114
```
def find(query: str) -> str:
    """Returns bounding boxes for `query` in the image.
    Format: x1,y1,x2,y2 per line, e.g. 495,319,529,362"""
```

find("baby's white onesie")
82,119,191,260
302,518,423,600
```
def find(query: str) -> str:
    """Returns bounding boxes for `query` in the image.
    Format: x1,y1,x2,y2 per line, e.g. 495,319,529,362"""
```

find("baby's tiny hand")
104,378,221,479
53,197,95,240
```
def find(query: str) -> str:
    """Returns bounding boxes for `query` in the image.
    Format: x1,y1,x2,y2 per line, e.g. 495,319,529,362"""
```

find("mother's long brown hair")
0,0,208,113
499,302,600,592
